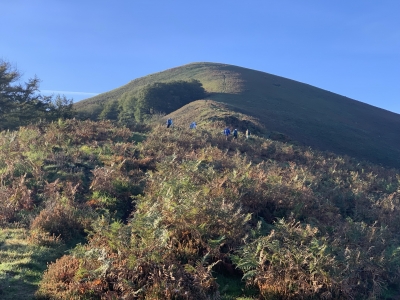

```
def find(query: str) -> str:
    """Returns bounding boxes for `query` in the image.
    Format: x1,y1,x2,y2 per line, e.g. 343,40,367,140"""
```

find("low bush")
35,255,81,300
30,202,85,242
236,218,342,299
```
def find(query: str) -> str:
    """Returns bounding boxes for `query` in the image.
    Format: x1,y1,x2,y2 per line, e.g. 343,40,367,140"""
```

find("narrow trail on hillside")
222,74,226,93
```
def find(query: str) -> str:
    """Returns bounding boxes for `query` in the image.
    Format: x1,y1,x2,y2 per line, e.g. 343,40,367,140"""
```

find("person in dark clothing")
233,129,238,139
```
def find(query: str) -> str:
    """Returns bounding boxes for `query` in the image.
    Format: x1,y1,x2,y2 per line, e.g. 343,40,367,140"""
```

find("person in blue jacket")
224,127,231,140
190,121,197,129
166,118,173,128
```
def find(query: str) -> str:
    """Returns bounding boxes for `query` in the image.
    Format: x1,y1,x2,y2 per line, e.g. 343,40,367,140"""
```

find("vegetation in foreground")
0,112,400,299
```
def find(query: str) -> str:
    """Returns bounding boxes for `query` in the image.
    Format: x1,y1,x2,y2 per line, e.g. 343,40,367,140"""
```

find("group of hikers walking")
223,127,250,140
166,118,250,140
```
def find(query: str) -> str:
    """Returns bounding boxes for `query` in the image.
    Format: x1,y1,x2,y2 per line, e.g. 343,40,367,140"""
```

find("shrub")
35,255,81,300
30,202,84,241
0,175,34,225
37,218,220,299
236,217,342,299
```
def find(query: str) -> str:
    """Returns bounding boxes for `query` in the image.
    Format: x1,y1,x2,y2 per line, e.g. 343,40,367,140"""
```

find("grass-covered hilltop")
1,61,400,299
75,62,400,169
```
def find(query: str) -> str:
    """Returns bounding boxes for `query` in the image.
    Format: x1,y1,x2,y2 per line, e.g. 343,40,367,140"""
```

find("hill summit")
75,62,400,168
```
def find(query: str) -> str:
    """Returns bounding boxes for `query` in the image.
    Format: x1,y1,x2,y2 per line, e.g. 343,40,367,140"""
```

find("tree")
118,80,206,122
117,91,137,126
99,100,119,120
0,60,74,130
47,94,75,120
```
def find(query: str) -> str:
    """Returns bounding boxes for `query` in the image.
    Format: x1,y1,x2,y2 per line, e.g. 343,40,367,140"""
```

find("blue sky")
2,0,399,113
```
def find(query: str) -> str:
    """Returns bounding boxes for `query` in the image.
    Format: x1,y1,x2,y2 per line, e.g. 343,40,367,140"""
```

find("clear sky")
2,1,399,113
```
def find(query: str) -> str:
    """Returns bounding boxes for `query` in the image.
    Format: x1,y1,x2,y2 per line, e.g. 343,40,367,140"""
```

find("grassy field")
0,229,65,300
74,62,400,169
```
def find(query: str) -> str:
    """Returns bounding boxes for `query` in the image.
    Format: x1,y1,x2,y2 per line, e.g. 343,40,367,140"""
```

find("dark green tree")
118,91,137,125
119,80,206,122
50,94,75,120
99,100,119,120
0,60,74,130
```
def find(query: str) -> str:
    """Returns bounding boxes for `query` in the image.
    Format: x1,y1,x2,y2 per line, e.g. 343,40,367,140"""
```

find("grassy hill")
74,62,400,169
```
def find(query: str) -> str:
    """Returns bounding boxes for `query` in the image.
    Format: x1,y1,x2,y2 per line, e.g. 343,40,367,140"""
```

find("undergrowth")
1,118,400,299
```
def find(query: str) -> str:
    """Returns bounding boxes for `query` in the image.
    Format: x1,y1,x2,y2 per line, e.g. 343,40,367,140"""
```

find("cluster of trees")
99,79,206,124
0,60,74,130
0,60,205,130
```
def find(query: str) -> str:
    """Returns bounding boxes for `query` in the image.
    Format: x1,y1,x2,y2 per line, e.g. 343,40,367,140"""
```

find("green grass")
74,62,400,169
216,273,258,300
0,229,65,300
131,131,147,143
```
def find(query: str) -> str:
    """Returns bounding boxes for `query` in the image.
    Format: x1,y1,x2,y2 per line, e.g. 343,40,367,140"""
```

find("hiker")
190,121,197,129
233,129,238,139
246,129,250,139
224,127,231,140
166,118,173,128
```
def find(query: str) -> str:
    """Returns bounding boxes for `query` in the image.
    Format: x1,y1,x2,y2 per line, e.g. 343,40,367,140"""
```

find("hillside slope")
74,62,400,168
2,118,400,299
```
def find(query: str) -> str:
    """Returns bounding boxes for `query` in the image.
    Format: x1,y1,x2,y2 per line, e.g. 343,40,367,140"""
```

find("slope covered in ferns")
1,103,400,299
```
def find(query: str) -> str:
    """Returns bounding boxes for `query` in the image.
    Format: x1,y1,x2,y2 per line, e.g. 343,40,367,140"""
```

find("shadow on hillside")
209,115,264,134
207,92,248,109
0,276,37,300
0,240,39,300
0,230,69,300
208,92,400,169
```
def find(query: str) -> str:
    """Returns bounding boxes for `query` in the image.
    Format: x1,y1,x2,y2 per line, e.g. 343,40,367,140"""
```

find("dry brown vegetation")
1,117,400,299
